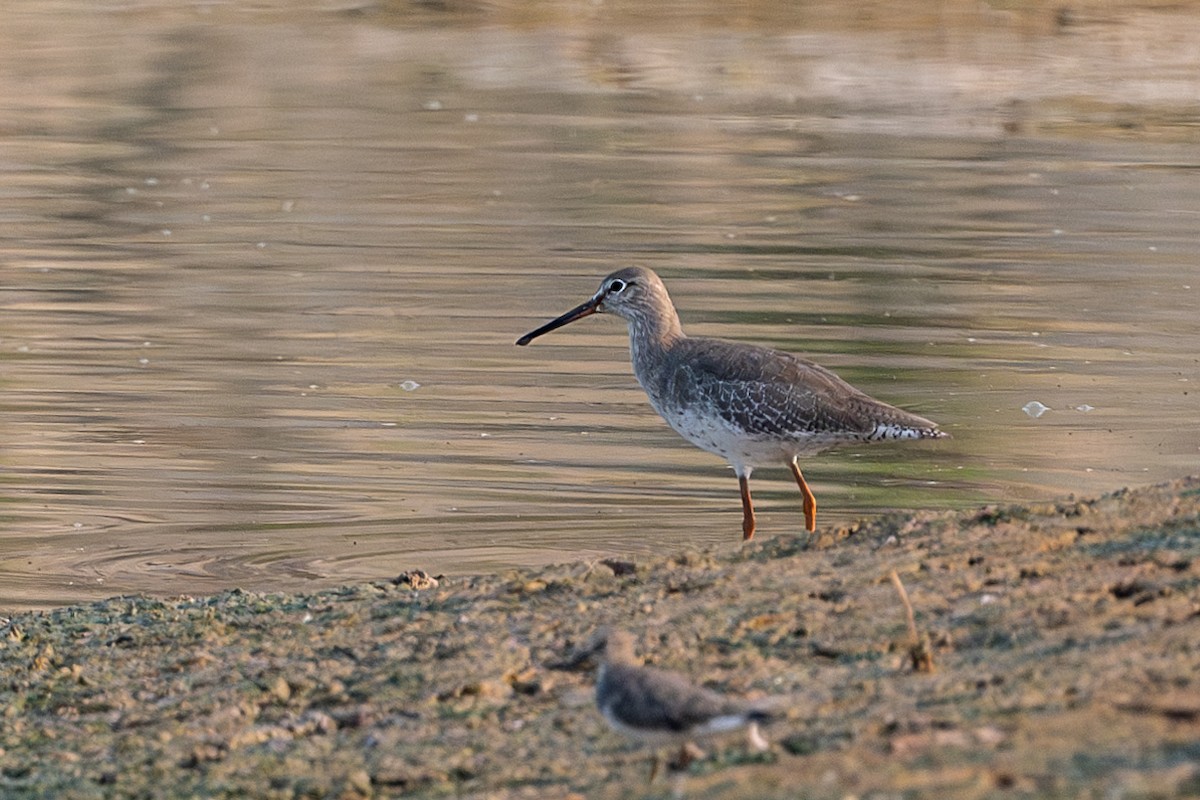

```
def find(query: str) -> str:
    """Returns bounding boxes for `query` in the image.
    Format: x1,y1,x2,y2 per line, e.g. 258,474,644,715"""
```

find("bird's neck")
627,312,684,381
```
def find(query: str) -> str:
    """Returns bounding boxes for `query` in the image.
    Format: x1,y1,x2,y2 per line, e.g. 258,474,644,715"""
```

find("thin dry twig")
890,569,936,673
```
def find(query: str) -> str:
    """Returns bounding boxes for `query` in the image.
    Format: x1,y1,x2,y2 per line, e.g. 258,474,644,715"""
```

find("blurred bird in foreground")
587,628,776,780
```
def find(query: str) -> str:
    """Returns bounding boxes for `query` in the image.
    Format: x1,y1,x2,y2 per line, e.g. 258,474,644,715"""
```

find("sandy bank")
2,477,1198,799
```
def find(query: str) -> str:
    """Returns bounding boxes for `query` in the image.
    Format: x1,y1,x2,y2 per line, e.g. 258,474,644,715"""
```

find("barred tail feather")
869,422,948,441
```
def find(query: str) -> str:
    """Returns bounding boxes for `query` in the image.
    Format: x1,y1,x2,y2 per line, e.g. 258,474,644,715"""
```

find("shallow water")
3,1,1199,609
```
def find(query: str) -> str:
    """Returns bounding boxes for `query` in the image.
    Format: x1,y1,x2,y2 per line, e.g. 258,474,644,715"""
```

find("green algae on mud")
2,478,1199,799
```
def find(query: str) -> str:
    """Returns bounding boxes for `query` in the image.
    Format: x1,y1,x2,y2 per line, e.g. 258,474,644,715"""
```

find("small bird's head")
515,266,674,345
599,628,640,666
588,267,669,322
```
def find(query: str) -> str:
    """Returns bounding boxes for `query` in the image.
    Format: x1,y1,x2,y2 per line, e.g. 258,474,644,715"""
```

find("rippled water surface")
3,1,1199,608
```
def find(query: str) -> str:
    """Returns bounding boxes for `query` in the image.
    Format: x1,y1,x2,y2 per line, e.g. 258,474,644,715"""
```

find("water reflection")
2,1,1198,609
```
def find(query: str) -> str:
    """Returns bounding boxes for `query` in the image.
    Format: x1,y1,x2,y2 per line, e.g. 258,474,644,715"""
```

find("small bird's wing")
667,337,941,439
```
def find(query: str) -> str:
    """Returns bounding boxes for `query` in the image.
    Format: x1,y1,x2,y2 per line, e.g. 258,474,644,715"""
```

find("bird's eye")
608,279,628,293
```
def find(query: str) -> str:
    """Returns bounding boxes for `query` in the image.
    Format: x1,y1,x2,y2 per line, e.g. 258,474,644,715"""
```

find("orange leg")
738,474,756,541
789,460,817,532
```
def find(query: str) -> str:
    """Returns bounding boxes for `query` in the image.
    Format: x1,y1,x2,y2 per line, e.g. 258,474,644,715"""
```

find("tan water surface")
3,0,1199,609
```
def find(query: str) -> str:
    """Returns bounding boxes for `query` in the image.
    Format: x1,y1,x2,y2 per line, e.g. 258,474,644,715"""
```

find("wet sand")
2,477,1198,798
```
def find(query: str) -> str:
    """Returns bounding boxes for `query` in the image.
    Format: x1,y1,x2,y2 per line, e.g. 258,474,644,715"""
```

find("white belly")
657,403,841,470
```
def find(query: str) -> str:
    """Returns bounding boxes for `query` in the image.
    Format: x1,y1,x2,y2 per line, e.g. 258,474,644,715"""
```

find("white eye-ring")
608,279,628,293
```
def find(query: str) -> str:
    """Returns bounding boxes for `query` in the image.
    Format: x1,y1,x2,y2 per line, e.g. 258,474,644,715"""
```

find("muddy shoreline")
2,477,1198,798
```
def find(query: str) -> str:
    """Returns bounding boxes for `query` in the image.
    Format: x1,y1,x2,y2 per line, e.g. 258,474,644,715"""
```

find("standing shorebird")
516,266,948,540
592,629,773,778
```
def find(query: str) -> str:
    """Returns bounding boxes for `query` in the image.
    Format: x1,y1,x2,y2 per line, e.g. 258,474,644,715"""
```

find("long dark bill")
515,296,600,345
